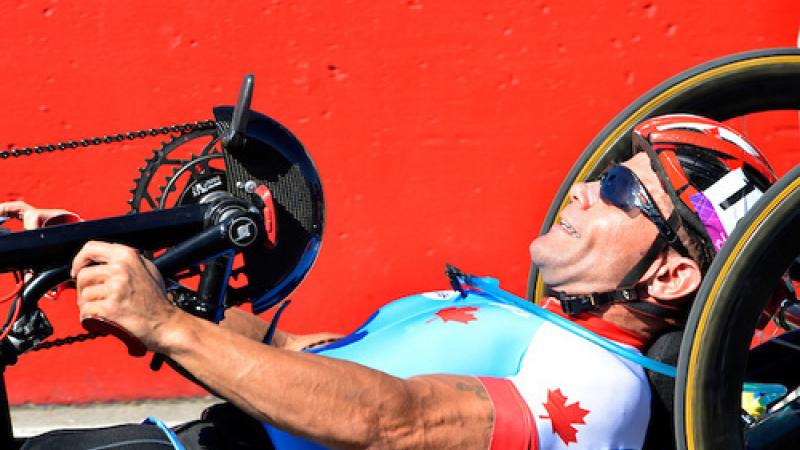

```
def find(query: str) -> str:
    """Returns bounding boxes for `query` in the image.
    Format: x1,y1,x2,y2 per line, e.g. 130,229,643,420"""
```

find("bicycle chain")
2,119,218,351
31,330,109,352
1,120,217,160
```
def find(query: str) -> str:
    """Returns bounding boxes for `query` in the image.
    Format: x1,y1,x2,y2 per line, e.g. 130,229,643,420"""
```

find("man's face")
530,152,676,294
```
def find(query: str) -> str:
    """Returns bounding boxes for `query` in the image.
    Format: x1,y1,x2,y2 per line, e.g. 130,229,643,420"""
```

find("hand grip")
81,316,147,357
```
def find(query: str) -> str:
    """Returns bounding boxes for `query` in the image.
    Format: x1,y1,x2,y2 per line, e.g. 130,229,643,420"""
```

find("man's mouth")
559,218,580,238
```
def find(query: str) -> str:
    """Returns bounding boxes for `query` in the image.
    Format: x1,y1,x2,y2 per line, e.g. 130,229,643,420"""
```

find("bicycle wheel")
675,164,800,450
528,48,800,303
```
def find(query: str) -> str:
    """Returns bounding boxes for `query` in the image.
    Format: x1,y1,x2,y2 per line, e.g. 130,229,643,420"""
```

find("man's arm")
163,314,493,449
71,241,493,450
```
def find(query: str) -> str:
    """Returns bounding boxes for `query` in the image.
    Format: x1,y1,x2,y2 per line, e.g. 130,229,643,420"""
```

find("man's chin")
529,236,563,271
528,236,548,265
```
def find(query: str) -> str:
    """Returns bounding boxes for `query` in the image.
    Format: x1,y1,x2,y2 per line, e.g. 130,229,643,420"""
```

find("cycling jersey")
479,297,650,449
265,291,651,449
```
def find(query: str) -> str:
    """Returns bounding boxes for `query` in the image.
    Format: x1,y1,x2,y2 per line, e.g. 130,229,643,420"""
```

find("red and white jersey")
478,299,651,450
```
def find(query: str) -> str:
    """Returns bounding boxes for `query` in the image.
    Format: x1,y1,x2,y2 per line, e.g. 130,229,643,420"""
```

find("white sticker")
701,168,763,234
421,290,460,301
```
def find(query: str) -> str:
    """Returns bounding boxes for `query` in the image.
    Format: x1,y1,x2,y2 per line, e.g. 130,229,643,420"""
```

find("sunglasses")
598,164,690,257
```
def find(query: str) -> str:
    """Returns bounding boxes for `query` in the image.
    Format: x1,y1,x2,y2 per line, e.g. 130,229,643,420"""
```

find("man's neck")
543,299,649,350
591,302,672,345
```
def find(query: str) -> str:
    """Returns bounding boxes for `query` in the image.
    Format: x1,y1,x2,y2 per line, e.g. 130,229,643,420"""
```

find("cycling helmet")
632,114,777,272
556,114,778,319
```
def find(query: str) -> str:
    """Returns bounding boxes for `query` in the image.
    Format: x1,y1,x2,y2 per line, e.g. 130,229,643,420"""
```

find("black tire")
528,48,800,303
674,165,800,450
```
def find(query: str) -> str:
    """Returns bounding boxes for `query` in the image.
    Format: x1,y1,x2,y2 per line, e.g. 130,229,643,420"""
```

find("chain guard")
213,107,324,313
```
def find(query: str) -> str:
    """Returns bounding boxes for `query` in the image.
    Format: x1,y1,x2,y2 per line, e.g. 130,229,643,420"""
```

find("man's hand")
0,200,80,230
71,241,180,352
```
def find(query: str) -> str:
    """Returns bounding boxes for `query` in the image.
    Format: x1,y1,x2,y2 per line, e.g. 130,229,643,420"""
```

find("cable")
0,272,23,304
0,295,22,342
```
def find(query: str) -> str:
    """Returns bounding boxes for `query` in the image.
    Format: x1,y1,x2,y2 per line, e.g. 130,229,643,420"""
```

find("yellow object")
742,392,766,420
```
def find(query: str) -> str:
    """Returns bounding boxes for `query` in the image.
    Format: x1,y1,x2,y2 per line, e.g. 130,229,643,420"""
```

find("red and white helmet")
632,114,777,270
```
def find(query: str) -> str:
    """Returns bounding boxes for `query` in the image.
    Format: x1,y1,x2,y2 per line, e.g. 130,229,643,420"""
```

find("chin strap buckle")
556,292,599,316
555,288,639,316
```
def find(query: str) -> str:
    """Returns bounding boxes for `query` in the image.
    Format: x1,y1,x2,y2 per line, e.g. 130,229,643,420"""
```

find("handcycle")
1,49,800,449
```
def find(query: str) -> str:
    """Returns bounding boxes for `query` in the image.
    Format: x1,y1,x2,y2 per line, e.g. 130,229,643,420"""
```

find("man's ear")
647,254,702,302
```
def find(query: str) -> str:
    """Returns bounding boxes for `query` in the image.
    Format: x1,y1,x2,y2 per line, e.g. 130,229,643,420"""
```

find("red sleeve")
478,377,538,450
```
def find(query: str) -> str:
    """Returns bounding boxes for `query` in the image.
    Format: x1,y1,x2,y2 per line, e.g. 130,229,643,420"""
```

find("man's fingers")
71,241,139,278
71,241,112,278
77,298,107,322
22,211,45,230
74,264,114,294
0,200,31,219
75,283,106,309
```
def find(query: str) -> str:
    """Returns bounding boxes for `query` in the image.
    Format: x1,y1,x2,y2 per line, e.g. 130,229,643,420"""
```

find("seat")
641,329,683,450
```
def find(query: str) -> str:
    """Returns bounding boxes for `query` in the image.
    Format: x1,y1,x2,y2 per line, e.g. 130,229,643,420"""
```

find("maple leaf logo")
429,306,479,324
539,388,590,445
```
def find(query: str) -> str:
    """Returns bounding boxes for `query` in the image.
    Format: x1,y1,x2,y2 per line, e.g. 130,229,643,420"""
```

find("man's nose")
568,181,598,209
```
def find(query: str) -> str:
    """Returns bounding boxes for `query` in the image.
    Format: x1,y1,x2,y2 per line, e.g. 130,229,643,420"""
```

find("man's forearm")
158,311,492,450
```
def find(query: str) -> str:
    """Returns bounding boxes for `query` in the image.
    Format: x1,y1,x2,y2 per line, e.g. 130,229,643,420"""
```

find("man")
9,114,777,449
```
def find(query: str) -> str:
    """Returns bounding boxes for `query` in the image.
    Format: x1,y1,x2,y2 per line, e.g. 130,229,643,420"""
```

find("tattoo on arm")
455,379,489,401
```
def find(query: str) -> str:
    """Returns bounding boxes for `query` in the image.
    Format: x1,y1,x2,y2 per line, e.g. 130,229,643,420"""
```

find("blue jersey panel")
265,290,544,449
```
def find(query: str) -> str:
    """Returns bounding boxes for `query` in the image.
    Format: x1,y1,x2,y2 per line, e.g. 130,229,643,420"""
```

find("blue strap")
466,275,678,378
143,417,186,450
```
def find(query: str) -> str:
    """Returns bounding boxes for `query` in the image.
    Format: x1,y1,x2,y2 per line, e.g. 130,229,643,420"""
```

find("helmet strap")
618,235,667,288
554,210,684,319
553,286,686,320
553,287,643,316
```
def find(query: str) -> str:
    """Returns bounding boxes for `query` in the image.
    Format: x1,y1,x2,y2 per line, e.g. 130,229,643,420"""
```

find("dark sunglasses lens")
600,166,637,211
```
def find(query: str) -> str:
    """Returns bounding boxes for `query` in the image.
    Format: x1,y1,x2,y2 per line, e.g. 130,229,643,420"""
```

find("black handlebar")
0,205,209,273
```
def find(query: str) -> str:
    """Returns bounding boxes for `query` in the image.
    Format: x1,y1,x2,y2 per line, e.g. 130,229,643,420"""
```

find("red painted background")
0,1,798,404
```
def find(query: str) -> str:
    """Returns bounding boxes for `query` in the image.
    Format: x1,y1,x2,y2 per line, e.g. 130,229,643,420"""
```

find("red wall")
1,1,798,404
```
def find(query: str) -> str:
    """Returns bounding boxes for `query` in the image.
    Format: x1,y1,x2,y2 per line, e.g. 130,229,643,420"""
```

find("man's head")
530,153,697,298
531,114,776,326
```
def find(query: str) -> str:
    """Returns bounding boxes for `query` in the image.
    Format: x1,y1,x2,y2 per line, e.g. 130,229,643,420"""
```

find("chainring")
128,127,224,212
